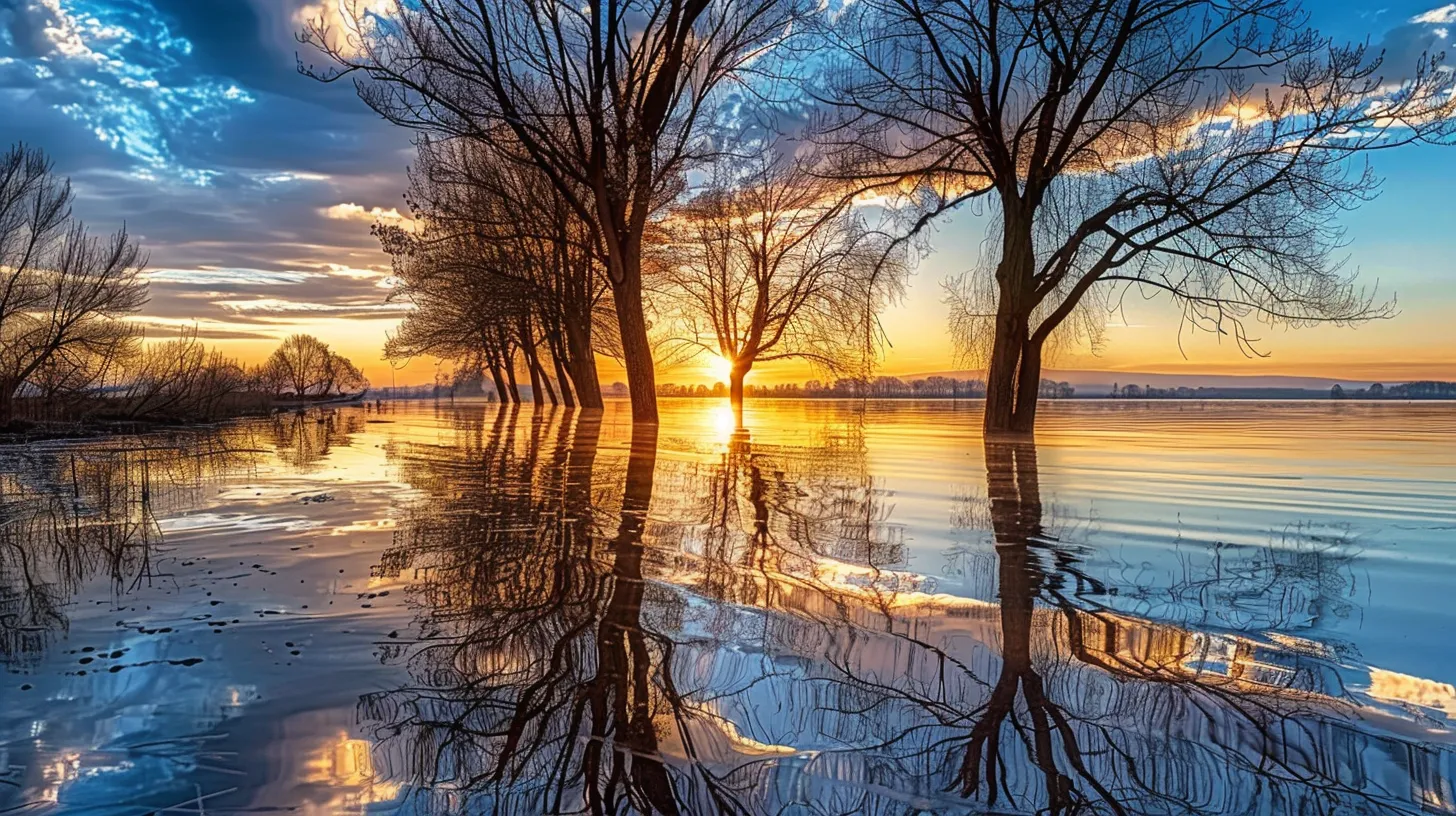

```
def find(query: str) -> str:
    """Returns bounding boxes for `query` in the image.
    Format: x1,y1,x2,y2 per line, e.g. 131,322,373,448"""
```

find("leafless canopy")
0,144,148,424
301,0,811,421
259,334,368,398
659,147,906,408
820,0,1456,432
381,138,613,407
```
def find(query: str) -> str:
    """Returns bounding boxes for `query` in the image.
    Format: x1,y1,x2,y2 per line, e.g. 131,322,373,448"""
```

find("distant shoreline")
379,393,1456,404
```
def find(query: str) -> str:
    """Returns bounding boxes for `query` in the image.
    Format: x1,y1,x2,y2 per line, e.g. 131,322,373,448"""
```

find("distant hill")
901,369,1351,395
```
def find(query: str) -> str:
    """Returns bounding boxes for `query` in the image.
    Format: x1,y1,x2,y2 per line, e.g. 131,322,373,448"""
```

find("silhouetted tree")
661,150,905,420
0,144,148,424
260,334,367,398
302,0,811,422
822,0,1456,433
119,329,251,421
380,139,612,406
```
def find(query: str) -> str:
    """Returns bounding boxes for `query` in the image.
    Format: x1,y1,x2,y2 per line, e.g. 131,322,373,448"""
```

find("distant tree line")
1331,382,1456,400
656,376,1077,400
1101,381,1456,400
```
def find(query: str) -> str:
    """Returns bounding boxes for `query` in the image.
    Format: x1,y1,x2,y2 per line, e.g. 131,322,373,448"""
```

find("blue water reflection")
1,400,1453,814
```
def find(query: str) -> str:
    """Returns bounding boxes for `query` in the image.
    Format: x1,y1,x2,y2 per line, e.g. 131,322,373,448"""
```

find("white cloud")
216,297,410,314
323,263,387,279
146,267,324,286
1413,4,1456,24
254,171,332,185
322,202,416,230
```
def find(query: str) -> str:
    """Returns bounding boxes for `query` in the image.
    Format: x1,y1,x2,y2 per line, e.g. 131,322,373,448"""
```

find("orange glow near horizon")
175,260,1456,390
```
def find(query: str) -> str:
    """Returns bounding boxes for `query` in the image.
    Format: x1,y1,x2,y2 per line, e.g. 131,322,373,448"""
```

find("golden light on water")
710,402,738,440
302,732,403,811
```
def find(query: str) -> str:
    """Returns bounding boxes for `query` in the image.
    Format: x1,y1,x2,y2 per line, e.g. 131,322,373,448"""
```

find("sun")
704,353,734,384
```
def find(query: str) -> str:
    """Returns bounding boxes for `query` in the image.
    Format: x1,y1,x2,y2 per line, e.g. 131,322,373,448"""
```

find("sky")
0,0,1453,388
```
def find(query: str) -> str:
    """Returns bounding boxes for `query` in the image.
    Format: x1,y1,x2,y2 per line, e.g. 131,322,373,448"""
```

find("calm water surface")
1,399,1453,814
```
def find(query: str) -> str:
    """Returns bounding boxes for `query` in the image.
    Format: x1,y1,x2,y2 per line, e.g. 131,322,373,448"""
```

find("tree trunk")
536,359,559,405
548,332,576,408
503,349,521,403
610,267,658,423
487,363,508,403
984,308,1025,434
564,318,603,409
1011,338,1043,434
525,352,543,404
729,360,751,427
0,383,14,427
984,219,1038,437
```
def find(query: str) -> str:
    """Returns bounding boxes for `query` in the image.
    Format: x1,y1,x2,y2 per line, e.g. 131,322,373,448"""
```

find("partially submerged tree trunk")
610,264,657,423
553,359,575,408
564,320,603,409
546,332,576,408
487,363,508,404
519,322,557,405
984,219,1039,436
729,360,751,427
502,350,521,404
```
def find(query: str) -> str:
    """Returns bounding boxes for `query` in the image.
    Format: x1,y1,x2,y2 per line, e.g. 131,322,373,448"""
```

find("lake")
1,399,1453,815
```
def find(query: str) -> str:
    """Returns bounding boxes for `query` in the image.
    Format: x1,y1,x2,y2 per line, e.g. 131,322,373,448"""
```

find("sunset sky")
2,0,1453,388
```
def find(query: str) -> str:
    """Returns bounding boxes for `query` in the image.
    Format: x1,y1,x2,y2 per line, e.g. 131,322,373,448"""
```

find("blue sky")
0,0,1452,384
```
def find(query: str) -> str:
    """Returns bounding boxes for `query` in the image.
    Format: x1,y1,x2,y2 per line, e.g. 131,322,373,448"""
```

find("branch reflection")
0,430,262,667
370,412,1454,815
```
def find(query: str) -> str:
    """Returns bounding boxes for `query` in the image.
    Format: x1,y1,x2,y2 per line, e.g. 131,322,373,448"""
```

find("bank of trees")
306,0,1456,433
379,140,610,409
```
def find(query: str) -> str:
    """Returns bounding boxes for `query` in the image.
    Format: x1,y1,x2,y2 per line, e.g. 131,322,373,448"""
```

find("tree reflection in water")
369,410,763,814
0,430,262,667
370,408,1455,815
269,408,366,470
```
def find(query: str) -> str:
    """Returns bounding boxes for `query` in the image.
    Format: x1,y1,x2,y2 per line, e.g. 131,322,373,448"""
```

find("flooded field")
1,399,1454,815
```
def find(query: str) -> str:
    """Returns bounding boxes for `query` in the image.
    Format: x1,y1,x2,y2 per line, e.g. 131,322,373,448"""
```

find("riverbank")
0,391,369,446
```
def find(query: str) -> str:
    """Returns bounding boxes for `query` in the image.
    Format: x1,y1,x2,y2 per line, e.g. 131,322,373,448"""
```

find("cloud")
255,171,332,184
322,202,414,226
146,267,326,286
0,0,257,182
127,316,279,341
1412,5,1456,24
215,297,411,319
0,0,417,372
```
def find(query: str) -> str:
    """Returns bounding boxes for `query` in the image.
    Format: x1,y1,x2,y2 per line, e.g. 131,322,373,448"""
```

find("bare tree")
661,150,905,418
822,0,1456,434
301,0,811,422
261,334,368,398
0,144,148,425
265,334,331,397
380,138,613,407
119,329,251,421
322,350,369,396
